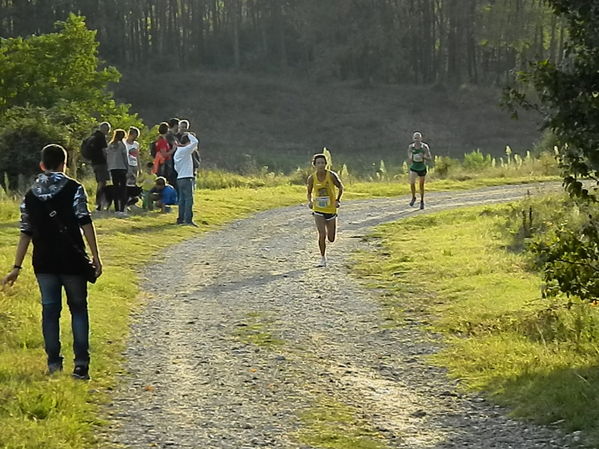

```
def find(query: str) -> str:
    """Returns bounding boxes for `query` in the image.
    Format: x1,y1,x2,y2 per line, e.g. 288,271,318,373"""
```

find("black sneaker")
420,201,425,210
47,362,63,375
72,365,90,380
409,197,416,207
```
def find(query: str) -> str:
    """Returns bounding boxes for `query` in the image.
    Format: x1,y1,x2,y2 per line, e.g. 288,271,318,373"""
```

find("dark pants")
36,274,89,368
110,169,128,212
165,159,178,192
177,177,194,224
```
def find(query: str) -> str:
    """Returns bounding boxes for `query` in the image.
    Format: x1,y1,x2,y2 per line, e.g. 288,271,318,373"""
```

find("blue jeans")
177,177,195,224
36,274,89,368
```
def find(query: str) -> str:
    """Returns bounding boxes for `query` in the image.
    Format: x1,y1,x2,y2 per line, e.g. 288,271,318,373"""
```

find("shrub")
503,194,599,303
463,149,492,170
0,108,68,188
434,155,458,178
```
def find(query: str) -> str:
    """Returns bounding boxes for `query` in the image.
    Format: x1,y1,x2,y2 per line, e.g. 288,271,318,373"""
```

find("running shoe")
409,197,416,207
420,201,425,210
317,256,327,267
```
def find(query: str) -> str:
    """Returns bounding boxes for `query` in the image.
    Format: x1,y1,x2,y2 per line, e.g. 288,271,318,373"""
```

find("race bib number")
316,196,330,208
413,152,424,162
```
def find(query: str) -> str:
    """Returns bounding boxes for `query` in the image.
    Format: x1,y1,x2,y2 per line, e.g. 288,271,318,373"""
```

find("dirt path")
105,183,580,449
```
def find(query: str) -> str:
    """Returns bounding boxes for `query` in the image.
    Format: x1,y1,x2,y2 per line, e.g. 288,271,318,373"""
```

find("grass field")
352,204,599,446
0,173,560,448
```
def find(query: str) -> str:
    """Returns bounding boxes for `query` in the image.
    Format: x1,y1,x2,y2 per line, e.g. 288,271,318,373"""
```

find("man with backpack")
82,122,111,211
2,144,102,380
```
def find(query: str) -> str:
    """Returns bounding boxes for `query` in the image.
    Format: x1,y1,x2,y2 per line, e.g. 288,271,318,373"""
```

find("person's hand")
335,200,341,208
307,201,313,209
1,268,20,287
93,258,103,279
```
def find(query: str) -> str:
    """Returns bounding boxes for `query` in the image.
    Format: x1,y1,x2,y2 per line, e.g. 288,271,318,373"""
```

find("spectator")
86,122,111,211
173,128,199,226
152,122,174,177
125,126,141,186
151,176,177,213
178,119,201,177
106,129,129,217
1,144,102,380
137,162,157,210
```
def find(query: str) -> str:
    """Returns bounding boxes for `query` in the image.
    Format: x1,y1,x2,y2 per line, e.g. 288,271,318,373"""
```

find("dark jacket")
20,172,93,274
88,130,108,165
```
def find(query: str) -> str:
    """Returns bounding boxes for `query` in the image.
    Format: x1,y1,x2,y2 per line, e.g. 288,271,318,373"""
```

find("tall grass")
195,147,560,190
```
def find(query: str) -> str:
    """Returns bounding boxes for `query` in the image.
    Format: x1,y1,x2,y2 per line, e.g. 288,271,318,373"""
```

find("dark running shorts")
410,168,427,177
313,211,337,221
92,163,110,183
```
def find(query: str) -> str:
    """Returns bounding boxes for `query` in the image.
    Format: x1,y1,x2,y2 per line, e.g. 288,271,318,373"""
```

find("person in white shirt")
125,126,141,186
173,129,199,226
178,120,201,176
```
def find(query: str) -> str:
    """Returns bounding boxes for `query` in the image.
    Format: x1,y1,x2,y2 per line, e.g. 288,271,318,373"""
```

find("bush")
0,14,143,188
463,149,492,170
530,213,599,302
533,129,559,153
503,194,599,303
0,108,69,189
434,155,458,178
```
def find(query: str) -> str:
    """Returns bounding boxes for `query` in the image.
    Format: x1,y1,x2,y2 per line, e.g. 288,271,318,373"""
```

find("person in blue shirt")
151,177,178,213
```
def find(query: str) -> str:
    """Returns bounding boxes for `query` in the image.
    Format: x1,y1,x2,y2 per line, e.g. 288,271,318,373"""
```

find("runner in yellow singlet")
306,153,344,267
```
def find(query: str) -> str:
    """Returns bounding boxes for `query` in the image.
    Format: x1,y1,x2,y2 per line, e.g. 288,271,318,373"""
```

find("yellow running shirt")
312,170,337,214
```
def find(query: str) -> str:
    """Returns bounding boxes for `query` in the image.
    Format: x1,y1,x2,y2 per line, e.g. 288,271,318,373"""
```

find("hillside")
115,70,542,173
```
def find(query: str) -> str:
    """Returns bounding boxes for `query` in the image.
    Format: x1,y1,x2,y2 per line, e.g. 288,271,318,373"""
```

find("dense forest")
0,0,564,85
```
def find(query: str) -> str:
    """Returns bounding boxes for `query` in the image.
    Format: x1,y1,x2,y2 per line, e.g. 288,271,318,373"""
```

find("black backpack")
80,135,94,160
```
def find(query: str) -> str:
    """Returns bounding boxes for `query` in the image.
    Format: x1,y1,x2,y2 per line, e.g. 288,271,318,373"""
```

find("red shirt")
155,137,171,161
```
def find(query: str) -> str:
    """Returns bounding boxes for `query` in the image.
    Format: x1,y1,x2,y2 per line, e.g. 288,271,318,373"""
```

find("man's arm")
166,133,179,156
331,172,344,204
81,223,102,278
407,145,413,164
1,233,32,286
423,143,432,161
306,175,314,208
175,134,198,157
73,184,102,278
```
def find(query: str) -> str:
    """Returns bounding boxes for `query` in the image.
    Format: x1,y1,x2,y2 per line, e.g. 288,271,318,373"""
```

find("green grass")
0,185,303,449
233,312,284,348
295,397,388,449
346,174,557,199
352,204,599,445
0,173,558,448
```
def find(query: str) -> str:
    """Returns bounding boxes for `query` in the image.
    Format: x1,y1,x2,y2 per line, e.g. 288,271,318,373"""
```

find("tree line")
1,0,565,85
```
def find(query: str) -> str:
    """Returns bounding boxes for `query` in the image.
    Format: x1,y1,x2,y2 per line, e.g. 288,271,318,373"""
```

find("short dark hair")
146,162,154,168
168,118,180,128
128,126,140,137
111,129,126,144
155,176,166,186
158,122,169,134
312,153,327,165
41,144,67,170
180,134,190,145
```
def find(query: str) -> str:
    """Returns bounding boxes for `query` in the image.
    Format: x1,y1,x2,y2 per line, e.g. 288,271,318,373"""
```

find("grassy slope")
0,176,559,448
353,205,599,446
115,71,542,172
